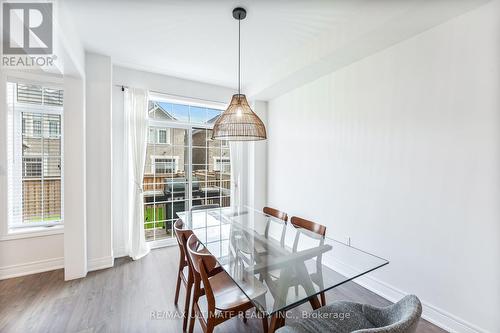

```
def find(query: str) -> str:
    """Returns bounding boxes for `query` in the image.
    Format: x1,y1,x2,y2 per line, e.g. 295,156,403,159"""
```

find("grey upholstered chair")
276,295,422,333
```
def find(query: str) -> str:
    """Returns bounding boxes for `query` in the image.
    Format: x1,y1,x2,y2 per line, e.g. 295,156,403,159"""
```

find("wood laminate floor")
0,246,447,333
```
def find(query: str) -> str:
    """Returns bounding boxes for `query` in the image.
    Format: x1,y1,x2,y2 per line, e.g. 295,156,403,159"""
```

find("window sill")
0,225,64,241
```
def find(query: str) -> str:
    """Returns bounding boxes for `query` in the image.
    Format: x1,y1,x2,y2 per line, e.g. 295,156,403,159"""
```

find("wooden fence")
23,178,61,220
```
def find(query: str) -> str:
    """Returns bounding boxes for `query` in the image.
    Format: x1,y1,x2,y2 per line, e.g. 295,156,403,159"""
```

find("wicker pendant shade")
212,7,267,141
212,94,266,141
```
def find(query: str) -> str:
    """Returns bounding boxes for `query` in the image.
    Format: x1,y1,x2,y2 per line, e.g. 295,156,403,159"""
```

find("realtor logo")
2,2,53,55
1,1,55,68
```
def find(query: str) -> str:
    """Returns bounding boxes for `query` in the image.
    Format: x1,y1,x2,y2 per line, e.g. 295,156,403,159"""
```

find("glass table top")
177,207,389,315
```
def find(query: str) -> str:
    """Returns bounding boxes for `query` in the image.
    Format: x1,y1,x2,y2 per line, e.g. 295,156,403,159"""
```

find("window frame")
144,93,230,248
6,80,64,231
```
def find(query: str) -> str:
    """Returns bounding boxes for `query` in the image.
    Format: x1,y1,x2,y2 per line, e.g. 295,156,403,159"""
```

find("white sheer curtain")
125,88,150,260
230,141,245,213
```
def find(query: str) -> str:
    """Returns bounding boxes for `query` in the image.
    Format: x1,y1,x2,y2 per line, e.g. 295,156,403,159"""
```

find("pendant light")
211,7,267,141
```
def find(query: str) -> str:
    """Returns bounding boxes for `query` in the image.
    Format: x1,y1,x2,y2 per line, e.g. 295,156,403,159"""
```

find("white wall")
267,2,500,333
111,85,127,257
86,53,113,270
63,76,87,279
113,66,234,103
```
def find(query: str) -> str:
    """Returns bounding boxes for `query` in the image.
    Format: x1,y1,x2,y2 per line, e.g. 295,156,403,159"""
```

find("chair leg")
261,314,268,333
242,311,247,323
183,275,193,332
320,292,326,307
175,254,185,306
206,320,215,333
188,286,199,333
174,270,182,305
269,311,285,333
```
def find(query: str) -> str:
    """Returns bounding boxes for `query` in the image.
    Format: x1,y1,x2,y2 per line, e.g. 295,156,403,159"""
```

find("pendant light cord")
238,18,241,96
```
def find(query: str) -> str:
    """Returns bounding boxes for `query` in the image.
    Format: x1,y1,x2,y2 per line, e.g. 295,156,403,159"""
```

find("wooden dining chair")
290,216,327,306
173,219,195,332
186,234,269,333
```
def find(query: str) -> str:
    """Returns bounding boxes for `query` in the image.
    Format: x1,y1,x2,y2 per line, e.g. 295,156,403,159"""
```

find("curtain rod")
114,84,228,105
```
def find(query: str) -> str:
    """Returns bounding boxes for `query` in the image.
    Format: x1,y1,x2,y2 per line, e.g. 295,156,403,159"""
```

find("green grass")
26,215,61,223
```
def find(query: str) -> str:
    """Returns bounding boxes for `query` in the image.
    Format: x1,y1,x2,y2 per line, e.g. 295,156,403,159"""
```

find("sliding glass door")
143,97,230,243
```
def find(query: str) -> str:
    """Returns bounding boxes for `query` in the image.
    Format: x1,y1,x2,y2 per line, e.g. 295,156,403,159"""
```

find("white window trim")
0,224,64,241
6,80,65,233
148,92,227,111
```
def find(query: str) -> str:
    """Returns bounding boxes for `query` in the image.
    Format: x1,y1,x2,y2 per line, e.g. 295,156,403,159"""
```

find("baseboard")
352,274,488,333
0,257,64,280
87,256,114,272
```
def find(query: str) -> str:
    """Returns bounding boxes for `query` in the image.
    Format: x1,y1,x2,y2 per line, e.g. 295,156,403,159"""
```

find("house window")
148,128,170,144
153,157,178,174
33,119,42,137
23,157,42,177
7,82,64,228
214,157,231,174
49,120,59,137
158,129,168,144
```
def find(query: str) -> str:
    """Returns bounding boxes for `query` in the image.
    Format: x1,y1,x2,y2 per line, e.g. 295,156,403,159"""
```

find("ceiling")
63,0,490,99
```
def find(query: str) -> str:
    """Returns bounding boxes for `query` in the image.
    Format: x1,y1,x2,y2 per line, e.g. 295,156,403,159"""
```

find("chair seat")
199,271,267,312
276,301,375,333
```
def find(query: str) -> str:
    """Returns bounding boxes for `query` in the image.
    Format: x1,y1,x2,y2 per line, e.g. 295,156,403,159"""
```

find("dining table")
177,207,389,332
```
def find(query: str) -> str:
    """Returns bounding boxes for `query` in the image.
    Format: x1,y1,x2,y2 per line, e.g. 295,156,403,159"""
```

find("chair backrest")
360,295,422,333
263,206,288,222
191,204,220,212
173,219,194,262
290,216,326,236
186,234,218,276
186,234,220,312
263,207,287,246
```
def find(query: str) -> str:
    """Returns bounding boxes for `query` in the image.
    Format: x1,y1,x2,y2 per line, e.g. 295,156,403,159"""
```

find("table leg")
308,294,321,310
294,261,323,310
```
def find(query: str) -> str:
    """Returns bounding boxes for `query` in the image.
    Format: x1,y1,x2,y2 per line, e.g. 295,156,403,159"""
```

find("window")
143,95,230,242
49,120,59,137
23,157,42,177
7,82,64,228
17,83,63,106
153,157,178,174
33,119,42,137
158,129,167,144
148,128,170,144
214,157,231,174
